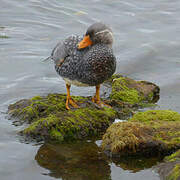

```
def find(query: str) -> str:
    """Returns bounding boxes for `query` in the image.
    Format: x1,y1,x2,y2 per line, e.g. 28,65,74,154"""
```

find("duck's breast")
76,44,116,86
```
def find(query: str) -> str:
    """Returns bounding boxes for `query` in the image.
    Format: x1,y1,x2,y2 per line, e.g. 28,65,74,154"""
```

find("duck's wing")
46,35,81,66
51,41,68,66
43,41,67,66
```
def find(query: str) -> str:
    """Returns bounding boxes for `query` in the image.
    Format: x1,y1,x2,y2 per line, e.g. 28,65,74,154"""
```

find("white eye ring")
95,29,113,38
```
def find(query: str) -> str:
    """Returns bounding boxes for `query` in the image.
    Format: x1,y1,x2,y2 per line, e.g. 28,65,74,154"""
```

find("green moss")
154,130,180,147
31,96,43,101
49,129,64,141
0,35,9,38
130,110,180,123
110,77,143,104
23,114,60,134
101,122,152,155
101,110,180,157
148,92,154,100
20,96,117,142
111,73,123,79
111,89,141,104
105,73,123,84
22,106,39,120
167,164,180,180
164,150,180,162
109,76,160,106
129,110,180,149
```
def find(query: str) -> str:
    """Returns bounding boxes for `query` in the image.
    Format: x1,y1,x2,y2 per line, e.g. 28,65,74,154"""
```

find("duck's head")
78,22,113,49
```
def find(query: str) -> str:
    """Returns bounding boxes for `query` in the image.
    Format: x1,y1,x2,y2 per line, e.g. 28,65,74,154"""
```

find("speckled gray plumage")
51,35,116,86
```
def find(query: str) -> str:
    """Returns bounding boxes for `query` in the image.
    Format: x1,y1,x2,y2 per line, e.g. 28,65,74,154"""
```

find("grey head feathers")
86,22,113,47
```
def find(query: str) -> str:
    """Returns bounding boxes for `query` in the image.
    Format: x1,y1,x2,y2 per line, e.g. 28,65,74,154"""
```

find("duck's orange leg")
92,84,101,105
92,85,111,107
65,84,79,110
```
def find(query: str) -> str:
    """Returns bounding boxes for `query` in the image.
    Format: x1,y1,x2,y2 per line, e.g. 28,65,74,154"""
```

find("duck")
47,22,116,110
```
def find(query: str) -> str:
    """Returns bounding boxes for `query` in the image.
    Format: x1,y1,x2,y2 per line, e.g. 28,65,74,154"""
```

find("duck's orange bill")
78,35,92,49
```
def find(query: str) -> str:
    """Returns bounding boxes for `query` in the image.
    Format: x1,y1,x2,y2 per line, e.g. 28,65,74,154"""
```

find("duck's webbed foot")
66,97,79,110
92,85,111,108
66,84,79,110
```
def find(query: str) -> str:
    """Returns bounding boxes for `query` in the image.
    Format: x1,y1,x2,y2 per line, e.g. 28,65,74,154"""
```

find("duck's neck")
94,42,113,49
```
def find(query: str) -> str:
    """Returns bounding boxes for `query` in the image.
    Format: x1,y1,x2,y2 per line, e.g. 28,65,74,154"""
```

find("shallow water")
0,0,180,179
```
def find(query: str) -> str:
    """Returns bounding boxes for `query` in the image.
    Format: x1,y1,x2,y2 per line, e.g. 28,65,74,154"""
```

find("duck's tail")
42,56,53,62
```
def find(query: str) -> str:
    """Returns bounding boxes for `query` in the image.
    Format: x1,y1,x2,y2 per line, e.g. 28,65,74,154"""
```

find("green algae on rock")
109,76,159,105
101,110,180,157
156,149,180,180
8,94,116,142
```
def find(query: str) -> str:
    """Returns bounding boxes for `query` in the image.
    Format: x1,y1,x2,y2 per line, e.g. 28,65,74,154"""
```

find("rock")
156,149,180,180
8,94,116,142
101,110,180,157
8,74,160,142
109,75,159,105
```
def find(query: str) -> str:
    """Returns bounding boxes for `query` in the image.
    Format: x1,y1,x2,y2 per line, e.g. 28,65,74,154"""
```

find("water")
0,0,180,179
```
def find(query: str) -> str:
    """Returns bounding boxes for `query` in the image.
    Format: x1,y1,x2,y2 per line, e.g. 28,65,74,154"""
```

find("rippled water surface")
0,0,180,179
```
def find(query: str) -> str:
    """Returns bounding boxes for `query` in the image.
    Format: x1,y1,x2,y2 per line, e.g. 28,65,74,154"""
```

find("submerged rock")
156,149,180,180
8,74,160,142
101,110,180,157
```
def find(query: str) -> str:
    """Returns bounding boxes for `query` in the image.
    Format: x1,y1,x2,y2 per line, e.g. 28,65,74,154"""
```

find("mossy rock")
130,110,180,122
101,110,180,157
156,149,180,180
8,74,160,142
109,75,159,105
8,94,117,142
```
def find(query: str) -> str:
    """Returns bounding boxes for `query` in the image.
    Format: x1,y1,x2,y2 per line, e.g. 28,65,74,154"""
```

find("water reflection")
35,141,111,180
112,156,163,173
35,141,162,180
